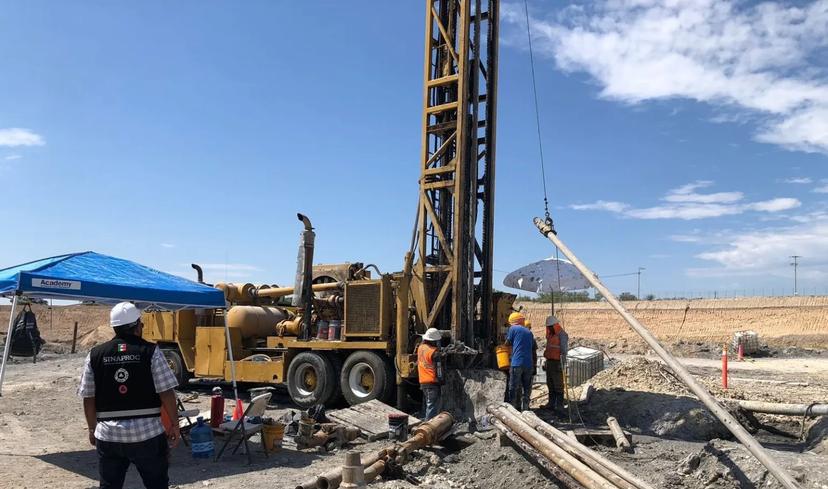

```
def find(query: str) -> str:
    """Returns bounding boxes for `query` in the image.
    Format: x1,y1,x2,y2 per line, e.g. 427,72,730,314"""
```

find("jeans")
96,433,169,489
508,366,533,412
421,384,441,420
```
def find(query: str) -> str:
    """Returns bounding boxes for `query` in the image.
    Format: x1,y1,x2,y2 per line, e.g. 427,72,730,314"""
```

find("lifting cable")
523,0,552,226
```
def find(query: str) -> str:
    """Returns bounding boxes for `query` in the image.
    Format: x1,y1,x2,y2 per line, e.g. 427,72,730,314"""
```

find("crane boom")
411,0,500,349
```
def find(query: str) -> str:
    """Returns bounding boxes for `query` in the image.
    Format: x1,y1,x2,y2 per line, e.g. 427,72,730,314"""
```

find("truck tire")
160,348,188,386
340,351,394,406
325,352,345,405
287,352,337,408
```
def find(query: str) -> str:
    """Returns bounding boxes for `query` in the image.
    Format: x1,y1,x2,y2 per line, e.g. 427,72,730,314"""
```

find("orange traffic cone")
232,399,244,421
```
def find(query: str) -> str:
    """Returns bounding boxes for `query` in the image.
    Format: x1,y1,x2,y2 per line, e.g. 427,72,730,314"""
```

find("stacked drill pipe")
488,403,618,489
533,217,800,489
298,412,454,489
520,409,656,489
490,417,581,488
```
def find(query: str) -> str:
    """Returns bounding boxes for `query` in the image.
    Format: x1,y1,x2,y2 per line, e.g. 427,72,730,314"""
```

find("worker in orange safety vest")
417,327,443,420
542,315,568,414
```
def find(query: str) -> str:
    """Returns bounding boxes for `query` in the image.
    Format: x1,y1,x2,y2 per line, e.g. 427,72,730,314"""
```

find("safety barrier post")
721,345,728,389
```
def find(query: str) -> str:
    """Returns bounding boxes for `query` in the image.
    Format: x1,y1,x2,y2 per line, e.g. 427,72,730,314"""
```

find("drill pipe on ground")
520,410,655,489
394,411,455,463
488,403,618,489
606,417,631,453
362,459,387,484
491,418,582,488
303,412,455,489
340,451,367,489
736,400,828,416
534,217,801,489
306,452,384,489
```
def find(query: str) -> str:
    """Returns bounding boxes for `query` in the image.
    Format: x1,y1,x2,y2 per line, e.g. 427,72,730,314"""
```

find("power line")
790,255,801,296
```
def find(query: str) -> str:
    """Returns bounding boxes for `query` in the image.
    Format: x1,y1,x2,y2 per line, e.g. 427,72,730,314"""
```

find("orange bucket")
495,344,511,370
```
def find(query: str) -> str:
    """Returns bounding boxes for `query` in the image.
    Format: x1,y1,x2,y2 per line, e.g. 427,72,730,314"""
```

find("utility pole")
637,267,645,299
790,255,801,296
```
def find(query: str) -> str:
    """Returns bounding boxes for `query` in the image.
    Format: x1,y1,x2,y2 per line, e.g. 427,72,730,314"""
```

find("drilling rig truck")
142,0,515,408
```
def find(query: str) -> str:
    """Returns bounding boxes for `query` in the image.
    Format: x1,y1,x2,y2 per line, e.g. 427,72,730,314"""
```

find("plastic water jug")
190,416,214,459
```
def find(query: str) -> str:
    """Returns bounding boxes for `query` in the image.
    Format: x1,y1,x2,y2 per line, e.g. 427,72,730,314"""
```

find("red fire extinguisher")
210,386,225,428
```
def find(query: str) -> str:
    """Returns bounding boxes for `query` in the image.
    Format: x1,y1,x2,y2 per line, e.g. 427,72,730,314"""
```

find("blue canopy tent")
0,251,228,395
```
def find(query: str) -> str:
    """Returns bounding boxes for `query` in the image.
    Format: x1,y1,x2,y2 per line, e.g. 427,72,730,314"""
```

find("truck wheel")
325,352,345,405
161,348,188,386
340,351,394,406
287,352,337,408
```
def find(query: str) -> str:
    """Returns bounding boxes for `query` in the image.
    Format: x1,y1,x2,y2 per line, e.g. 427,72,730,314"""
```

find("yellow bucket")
261,422,285,451
495,344,511,370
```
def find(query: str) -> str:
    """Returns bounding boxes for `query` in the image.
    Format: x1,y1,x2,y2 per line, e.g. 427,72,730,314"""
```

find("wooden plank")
327,399,421,441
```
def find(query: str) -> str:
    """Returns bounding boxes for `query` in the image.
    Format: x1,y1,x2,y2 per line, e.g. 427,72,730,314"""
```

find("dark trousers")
421,384,441,420
96,433,169,489
546,359,564,407
508,366,533,412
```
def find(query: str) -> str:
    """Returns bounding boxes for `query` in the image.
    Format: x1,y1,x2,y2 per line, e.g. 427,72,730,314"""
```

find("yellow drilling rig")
142,0,515,409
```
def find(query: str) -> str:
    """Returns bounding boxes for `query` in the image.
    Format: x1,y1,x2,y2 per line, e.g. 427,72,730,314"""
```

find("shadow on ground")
35,442,323,486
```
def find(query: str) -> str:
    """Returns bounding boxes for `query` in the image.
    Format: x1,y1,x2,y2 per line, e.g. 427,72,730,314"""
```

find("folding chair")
160,395,201,447
214,393,272,464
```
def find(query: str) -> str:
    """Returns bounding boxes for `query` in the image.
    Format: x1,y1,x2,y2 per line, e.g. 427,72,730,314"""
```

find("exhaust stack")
294,213,315,340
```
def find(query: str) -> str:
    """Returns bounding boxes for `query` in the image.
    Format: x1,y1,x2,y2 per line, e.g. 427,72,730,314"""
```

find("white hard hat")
545,315,560,327
110,302,142,328
422,328,442,342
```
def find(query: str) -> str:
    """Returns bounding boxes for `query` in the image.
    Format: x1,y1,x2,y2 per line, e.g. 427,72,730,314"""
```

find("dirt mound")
576,358,737,441
806,417,828,454
78,323,114,349
590,357,690,395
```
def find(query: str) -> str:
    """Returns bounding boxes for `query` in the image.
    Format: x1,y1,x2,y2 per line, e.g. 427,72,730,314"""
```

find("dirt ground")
2,302,827,488
1,349,827,489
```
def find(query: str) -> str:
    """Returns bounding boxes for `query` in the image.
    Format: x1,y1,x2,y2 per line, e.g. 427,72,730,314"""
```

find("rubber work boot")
551,393,567,416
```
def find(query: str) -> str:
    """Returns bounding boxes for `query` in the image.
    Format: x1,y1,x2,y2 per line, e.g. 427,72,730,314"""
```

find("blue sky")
1,0,827,301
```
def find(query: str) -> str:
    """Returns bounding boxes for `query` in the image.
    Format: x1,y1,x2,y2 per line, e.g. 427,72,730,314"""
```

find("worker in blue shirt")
505,312,538,411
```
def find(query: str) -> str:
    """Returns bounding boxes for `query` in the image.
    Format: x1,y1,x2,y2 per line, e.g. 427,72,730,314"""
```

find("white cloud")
813,185,828,193
160,243,175,249
691,220,828,277
669,234,704,243
3,154,22,161
0,128,44,147
663,181,742,204
570,181,799,220
505,0,828,154
569,200,629,212
784,177,813,184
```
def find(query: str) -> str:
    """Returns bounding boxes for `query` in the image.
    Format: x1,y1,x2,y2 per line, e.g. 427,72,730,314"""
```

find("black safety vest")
90,335,161,421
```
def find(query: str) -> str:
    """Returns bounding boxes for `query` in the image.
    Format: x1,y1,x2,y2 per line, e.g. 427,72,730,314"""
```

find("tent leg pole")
533,218,800,489
223,315,240,410
0,295,20,396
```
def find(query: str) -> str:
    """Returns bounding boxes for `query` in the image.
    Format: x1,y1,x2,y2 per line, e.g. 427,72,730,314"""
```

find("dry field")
2,297,828,354
520,296,828,351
